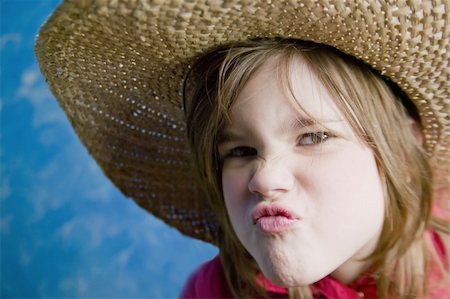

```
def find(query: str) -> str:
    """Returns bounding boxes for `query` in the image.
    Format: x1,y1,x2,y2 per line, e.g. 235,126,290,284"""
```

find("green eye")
297,132,331,146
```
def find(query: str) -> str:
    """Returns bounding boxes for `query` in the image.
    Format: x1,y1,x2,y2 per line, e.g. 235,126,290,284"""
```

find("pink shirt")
180,231,448,299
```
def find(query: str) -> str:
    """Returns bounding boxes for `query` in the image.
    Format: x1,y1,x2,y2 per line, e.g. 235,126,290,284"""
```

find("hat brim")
35,0,450,243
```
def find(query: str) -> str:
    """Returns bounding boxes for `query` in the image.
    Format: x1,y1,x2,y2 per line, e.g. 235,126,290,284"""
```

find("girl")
182,39,449,298
35,0,449,298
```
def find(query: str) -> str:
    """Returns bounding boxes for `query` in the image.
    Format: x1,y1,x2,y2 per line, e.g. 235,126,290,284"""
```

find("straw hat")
36,0,449,243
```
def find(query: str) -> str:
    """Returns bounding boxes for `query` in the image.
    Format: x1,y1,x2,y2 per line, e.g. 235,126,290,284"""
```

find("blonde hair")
183,39,449,298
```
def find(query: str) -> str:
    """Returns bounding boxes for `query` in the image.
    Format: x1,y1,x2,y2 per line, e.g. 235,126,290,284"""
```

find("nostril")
247,161,294,198
250,190,264,200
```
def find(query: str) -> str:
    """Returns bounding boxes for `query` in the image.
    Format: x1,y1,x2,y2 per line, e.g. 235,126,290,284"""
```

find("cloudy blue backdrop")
0,1,218,297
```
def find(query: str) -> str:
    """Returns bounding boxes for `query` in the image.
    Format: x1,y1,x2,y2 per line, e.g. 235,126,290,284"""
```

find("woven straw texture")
35,0,449,243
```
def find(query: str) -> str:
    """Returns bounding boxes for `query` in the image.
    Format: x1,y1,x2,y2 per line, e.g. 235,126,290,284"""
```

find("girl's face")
218,56,385,286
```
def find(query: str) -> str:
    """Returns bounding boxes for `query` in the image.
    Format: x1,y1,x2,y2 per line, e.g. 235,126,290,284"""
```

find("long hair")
183,39,449,298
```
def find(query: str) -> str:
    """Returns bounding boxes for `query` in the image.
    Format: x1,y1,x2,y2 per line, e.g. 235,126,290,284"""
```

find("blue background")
0,1,218,297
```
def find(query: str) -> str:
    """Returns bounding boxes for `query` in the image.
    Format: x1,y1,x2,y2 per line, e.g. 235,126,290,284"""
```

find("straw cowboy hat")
35,0,449,243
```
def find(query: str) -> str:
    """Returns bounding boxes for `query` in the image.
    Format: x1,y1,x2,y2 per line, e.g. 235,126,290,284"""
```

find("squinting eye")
226,146,257,158
297,132,332,146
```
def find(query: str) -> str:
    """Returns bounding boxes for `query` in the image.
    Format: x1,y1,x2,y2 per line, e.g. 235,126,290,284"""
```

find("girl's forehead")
231,55,344,122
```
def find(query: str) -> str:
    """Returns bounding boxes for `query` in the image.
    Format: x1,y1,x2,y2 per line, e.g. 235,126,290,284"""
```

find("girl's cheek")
222,168,248,199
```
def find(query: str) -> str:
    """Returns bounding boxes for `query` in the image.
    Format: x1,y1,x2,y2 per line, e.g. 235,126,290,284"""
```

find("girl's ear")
409,118,424,146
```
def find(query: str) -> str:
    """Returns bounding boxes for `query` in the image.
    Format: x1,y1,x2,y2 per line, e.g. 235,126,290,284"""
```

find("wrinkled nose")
248,158,294,200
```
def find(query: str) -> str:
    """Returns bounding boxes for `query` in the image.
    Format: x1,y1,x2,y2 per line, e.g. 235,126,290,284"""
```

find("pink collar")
313,273,377,299
257,272,377,298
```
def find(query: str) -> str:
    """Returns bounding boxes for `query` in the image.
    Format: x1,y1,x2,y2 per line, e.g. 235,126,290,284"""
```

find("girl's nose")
248,158,294,200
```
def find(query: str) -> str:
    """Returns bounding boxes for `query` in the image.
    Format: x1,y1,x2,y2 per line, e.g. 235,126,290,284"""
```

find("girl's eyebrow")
283,117,344,133
217,129,242,145
283,118,316,132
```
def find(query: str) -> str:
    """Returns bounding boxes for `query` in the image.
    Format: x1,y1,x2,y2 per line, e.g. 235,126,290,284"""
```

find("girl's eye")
297,132,332,146
225,146,257,158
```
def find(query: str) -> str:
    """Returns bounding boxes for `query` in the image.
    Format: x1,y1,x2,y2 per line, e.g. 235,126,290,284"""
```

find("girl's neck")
330,231,380,284
330,258,373,284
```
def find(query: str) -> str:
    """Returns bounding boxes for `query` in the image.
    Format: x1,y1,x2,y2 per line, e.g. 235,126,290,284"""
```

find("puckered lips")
252,204,301,234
